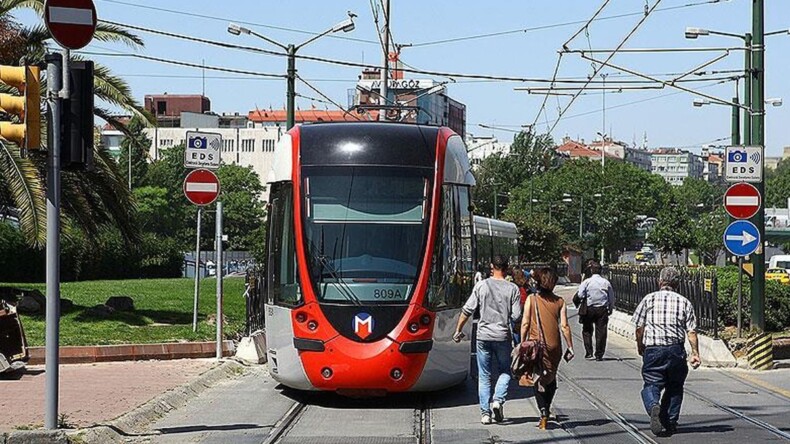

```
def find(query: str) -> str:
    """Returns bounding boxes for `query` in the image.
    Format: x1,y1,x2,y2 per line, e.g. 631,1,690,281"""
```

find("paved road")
134,287,790,443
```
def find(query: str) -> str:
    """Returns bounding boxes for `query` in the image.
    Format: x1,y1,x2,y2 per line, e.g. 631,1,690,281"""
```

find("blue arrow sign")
724,220,760,257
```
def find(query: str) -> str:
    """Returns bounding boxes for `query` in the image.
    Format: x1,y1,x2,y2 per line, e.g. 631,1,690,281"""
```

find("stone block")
235,330,267,364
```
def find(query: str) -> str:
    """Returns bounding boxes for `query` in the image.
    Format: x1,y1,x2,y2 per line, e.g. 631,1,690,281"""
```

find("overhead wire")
97,0,379,45
295,74,362,121
408,0,722,48
546,0,665,135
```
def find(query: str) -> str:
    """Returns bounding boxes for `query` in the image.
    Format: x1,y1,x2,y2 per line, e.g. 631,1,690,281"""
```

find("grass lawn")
4,277,246,347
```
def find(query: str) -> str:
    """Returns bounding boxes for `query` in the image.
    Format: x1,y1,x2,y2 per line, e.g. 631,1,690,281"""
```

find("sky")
15,0,790,156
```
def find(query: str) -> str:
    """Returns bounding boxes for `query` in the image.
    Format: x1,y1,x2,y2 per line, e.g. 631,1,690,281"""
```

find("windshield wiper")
309,239,362,306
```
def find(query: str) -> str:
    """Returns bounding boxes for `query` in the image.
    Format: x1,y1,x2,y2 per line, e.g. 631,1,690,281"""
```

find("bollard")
747,332,774,370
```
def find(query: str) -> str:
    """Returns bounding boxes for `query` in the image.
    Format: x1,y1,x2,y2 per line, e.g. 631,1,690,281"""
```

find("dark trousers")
581,305,609,358
641,344,688,426
535,380,558,417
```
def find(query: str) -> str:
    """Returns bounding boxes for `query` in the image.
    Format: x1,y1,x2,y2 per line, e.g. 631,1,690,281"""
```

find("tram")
264,122,518,394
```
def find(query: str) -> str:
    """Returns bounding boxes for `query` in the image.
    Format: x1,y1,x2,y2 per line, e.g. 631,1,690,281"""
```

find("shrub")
716,266,790,332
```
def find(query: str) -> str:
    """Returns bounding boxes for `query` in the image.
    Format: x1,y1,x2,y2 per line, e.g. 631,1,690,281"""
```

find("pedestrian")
520,267,574,430
474,264,486,284
576,261,614,361
511,268,529,345
632,266,701,437
454,255,522,425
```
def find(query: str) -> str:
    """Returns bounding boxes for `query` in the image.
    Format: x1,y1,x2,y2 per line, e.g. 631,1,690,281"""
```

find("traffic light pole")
44,50,66,430
751,0,766,331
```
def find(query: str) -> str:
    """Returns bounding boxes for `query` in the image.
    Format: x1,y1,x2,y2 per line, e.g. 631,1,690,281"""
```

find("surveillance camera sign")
725,145,763,183
184,131,222,170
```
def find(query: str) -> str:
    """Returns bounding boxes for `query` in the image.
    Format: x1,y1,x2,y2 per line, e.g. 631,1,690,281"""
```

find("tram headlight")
295,312,307,323
321,367,333,379
391,368,403,380
420,314,431,326
408,322,419,333
308,320,318,331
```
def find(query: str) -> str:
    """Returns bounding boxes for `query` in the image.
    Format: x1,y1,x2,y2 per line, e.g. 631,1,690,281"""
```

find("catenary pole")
751,0,765,331
192,208,202,332
215,201,224,359
379,0,390,121
286,45,296,129
44,51,64,430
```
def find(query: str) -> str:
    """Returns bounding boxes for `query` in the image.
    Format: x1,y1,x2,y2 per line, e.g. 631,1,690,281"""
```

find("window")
427,185,467,311
267,182,300,306
241,139,255,152
302,166,432,305
262,139,275,152
156,101,166,115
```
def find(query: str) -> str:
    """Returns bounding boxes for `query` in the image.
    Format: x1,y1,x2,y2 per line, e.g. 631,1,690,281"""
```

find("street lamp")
228,12,356,129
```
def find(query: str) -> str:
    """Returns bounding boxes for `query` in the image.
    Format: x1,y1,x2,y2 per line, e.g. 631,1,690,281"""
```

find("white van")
768,255,790,272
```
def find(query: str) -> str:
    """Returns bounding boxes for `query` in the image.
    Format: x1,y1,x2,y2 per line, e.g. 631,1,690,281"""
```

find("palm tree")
0,0,150,247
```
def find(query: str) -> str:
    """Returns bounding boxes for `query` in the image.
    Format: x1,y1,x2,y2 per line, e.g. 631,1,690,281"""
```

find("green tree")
766,159,790,208
505,213,566,262
650,198,694,265
473,131,558,218
118,117,151,189
692,207,727,266
0,3,149,246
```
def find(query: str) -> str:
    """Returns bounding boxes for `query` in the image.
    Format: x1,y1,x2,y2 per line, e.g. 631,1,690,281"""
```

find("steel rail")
262,401,308,444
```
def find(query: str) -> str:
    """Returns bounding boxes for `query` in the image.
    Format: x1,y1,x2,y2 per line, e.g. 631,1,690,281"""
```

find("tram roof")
473,215,519,239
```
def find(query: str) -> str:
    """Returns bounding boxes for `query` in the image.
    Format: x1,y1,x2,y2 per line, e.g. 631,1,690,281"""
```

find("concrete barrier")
235,330,267,364
608,310,737,368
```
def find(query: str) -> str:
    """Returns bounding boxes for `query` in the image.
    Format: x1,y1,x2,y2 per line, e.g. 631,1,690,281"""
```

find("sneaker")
649,404,663,436
585,354,594,360
492,401,504,422
481,414,492,425
595,356,603,361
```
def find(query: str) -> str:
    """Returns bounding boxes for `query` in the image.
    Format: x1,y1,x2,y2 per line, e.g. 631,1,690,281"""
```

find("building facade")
650,149,705,185
144,94,211,127
465,134,510,167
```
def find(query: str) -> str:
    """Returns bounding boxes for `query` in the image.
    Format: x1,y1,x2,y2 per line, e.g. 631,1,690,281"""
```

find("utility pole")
750,0,766,331
215,202,224,359
44,50,64,431
600,72,607,265
379,0,390,121
192,208,202,332
579,195,584,239
731,97,740,146
286,45,296,129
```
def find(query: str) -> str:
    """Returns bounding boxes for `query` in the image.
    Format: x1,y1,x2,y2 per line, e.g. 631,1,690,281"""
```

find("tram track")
262,401,308,444
565,312,790,441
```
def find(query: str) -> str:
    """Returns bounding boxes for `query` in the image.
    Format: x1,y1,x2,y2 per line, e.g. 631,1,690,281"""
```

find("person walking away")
474,264,486,284
632,266,701,437
511,269,529,345
577,261,614,361
520,267,574,430
454,255,522,425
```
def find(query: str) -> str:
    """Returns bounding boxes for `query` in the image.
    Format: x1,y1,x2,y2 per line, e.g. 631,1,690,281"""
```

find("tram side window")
456,186,474,300
427,186,464,310
268,182,300,306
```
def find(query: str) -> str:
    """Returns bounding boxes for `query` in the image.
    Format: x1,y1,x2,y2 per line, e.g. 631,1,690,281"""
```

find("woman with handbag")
520,267,575,430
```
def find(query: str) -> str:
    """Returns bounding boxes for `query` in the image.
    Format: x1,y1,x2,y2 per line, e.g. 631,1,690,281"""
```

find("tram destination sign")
184,131,222,169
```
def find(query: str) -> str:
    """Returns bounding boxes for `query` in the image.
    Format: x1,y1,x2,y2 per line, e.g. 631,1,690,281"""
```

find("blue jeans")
476,339,512,415
640,344,689,426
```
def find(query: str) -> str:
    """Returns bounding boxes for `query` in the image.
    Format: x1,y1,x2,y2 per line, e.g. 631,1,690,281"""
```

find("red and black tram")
264,122,514,394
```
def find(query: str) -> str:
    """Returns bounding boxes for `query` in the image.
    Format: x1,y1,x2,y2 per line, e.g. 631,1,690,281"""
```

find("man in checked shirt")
632,266,701,437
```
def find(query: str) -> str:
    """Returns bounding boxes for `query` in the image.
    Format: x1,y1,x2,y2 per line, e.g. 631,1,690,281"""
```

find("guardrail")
244,267,265,335
604,265,718,338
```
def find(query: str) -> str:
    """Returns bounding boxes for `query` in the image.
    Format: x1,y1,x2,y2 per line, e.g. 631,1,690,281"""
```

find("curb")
27,341,235,365
607,309,737,368
71,359,248,444
2,430,69,444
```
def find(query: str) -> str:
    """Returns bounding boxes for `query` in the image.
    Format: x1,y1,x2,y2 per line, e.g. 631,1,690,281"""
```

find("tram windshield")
303,166,432,304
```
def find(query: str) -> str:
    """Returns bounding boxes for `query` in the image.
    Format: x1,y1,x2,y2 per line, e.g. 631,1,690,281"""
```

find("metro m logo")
353,313,375,340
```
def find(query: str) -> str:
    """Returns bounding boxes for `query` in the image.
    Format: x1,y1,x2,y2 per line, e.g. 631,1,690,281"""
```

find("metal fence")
245,267,266,335
604,265,719,338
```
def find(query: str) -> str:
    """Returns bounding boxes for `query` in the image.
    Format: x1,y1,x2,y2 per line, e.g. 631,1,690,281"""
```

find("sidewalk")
0,359,216,432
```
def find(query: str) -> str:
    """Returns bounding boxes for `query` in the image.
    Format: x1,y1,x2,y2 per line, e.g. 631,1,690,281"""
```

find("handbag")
511,294,546,378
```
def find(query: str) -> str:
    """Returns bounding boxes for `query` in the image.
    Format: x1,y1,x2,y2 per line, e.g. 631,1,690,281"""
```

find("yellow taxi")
766,268,790,285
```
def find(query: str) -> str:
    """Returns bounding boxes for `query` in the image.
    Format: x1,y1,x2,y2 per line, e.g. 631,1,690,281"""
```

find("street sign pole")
738,256,743,339
751,0,766,332
215,201,224,360
44,51,63,431
192,208,201,332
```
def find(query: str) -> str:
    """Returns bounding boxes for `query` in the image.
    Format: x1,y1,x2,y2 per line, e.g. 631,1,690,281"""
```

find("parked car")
766,268,790,285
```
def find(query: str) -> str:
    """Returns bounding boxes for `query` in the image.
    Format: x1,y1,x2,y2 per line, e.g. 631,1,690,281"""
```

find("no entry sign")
724,182,761,219
184,169,220,206
44,0,97,50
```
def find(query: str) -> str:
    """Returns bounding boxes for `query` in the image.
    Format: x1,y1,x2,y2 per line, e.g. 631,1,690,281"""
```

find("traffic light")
61,60,94,170
0,65,41,150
